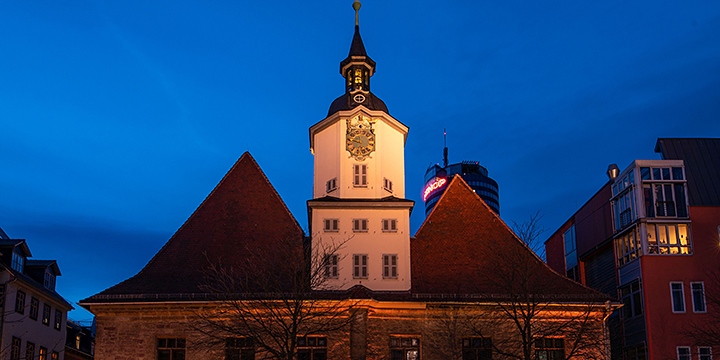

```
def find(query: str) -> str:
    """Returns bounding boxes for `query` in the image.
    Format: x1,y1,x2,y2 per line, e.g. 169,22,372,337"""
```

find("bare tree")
684,270,720,349
192,236,355,360
511,211,548,259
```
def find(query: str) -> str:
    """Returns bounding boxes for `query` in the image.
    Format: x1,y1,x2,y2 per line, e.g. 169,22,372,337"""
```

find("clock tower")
308,1,414,291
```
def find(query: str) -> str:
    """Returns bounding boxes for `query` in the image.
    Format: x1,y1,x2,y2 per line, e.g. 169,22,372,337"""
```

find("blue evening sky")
1,1,719,321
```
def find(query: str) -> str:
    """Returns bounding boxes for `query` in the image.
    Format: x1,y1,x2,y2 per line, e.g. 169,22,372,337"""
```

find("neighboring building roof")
655,138,720,206
83,152,305,301
411,176,609,302
0,226,8,239
0,262,73,309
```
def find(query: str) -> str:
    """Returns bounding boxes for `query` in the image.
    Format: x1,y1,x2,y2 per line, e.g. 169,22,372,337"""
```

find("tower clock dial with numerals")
346,128,375,160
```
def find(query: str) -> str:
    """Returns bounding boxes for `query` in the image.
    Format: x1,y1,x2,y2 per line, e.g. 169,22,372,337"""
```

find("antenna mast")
443,128,448,168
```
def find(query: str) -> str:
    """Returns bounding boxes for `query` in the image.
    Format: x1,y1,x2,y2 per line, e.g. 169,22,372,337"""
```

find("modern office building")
545,138,720,360
424,160,499,216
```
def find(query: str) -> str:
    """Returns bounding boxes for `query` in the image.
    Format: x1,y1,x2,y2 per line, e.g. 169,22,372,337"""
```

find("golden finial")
353,0,361,26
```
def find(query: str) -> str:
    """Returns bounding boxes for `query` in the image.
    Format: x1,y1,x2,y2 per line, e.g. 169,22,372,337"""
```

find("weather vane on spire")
353,0,361,26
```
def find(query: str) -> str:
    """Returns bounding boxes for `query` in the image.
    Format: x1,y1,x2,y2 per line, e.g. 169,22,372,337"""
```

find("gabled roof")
655,138,720,206
83,152,305,301
26,259,61,276
0,226,8,239
412,176,608,302
0,239,32,257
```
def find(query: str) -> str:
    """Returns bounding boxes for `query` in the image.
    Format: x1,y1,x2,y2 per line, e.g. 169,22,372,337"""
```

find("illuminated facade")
545,138,720,360
424,161,499,216
81,3,614,360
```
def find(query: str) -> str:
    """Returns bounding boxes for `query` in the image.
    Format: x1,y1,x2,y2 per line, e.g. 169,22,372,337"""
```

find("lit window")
157,338,186,360
677,347,690,360
39,347,47,360
353,219,368,232
619,280,643,319
324,254,339,279
671,282,685,313
535,337,564,360
383,178,393,192
616,229,641,266
51,351,59,360
353,254,368,278
647,223,691,255
42,304,51,326
326,178,337,193
54,309,62,330
296,336,327,360
15,290,25,314
353,164,367,187
11,252,24,273
29,297,39,320
390,336,420,360
699,347,712,360
323,219,339,232
383,255,397,279
462,337,492,360
76,334,81,349
691,282,706,313
382,219,397,232
226,337,254,360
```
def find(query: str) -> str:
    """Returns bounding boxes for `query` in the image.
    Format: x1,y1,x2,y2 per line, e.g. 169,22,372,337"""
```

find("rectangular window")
157,338,186,360
535,337,564,360
42,304,51,326
645,183,688,218
25,342,35,360
39,347,47,360
296,336,327,360
671,282,685,313
29,297,39,320
325,178,337,193
613,188,636,230
390,336,420,360
11,337,21,360
323,219,339,232
353,254,368,278
382,219,397,232
54,309,62,330
699,347,712,360
15,290,25,314
11,252,24,272
226,337,254,360
353,219,368,232
646,223,691,255
691,282,706,313
51,352,58,360
383,178,393,192
623,344,646,360
324,254,339,279
44,271,55,290
677,347,690,360
616,229,641,266
462,337,492,360
619,280,643,319
353,164,367,187
564,224,577,271
383,255,398,279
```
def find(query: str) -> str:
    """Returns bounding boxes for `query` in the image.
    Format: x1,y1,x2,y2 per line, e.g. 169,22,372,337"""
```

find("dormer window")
44,270,56,291
11,251,24,273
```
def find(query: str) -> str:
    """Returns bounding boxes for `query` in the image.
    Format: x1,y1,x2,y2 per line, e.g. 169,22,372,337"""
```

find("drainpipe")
603,300,613,360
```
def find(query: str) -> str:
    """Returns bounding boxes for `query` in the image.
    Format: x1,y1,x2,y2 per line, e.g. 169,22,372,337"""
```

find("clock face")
346,128,375,160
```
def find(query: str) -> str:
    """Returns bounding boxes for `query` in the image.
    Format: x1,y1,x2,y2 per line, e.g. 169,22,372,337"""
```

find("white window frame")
698,347,712,360
671,282,686,313
677,346,691,360
353,254,368,278
352,219,368,233
646,223,692,255
324,254,339,279
382,219,397,233
690,282,706,313
353,164,367,187
383,178,393,193
382,254,398,279
323,219,339,233
326,178,338,193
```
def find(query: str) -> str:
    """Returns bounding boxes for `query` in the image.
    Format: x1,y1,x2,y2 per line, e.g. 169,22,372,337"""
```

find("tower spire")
443,129,449,168
354,0,361,26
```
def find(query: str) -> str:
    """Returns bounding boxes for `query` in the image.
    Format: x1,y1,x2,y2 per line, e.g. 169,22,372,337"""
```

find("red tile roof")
85,152,304,300
411,176,607,302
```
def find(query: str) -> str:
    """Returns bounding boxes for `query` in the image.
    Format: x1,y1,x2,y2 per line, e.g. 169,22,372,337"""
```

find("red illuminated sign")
423,178,447,201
